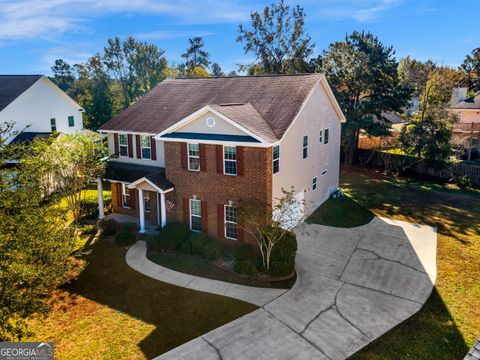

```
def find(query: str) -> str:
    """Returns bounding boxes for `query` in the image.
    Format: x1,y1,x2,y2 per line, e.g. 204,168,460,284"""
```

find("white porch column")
97,178,105,219
138,188,145,233
160,192,167,228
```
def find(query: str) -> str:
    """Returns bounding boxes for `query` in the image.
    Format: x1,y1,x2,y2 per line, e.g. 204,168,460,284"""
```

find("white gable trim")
154,105,268,144
127,177,174,193
40,76,84,112
160,136,270,148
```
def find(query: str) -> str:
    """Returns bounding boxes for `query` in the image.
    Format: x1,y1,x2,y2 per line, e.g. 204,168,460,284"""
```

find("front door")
143,191,151,219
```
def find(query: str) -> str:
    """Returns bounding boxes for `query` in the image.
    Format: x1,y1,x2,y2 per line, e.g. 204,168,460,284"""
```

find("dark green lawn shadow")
350,287,469,359
65,239,257,359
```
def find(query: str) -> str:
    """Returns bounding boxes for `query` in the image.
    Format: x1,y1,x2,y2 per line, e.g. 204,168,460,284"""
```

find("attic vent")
218,103,244,106
206,117,216,128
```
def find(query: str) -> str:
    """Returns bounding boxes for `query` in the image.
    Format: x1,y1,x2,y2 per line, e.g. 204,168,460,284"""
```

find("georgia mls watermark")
0,342,54,360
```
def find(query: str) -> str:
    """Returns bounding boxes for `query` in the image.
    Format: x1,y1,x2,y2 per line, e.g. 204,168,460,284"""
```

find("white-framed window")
324,129,329,144
272,145,280,174
121,183,131,208
119,134,128,157
50,118,56,132
319,130,323,143
141,136,151,159
302,135,308,159
224,146,237,175
188,143,200,171
190,199,202,232
225,205,238,240
312,177,317,191
144,191,151,212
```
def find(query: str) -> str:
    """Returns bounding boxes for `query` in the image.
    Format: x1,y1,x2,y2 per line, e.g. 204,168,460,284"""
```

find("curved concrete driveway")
128,217,437,360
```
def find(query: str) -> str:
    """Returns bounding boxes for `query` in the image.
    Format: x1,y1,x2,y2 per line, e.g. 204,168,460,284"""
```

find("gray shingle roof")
104,161,173,190
0,75,42,112
99,74,322,141
465,337,480,360
450,92,480,110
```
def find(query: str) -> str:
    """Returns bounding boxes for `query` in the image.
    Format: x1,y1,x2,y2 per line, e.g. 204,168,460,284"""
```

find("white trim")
224,204,238,241
189,198,202,232
138,188,145,233
118,133,129,157
127,177,174,193
154,105,268,144
223,145,237,176
187,143,200,172
41,76,84,112
159,136,269,148
302,134,308,160
140,135,152,160
272,144,280,175
121,183,131,209
319,75,346,123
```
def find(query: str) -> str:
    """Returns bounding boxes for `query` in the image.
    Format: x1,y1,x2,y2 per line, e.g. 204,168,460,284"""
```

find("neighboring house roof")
9,132,52,144
465,337,480,360
373,112,404,125
449,92,480,110
104,161,173,191
100,74,329,141
0,75,42,112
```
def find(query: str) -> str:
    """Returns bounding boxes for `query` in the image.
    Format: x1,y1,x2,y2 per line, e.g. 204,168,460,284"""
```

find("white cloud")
137,30,215,41
316,0,403,22
0,0,250,40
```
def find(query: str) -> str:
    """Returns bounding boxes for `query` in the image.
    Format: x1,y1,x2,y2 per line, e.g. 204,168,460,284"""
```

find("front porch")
98,162,175,234
106,213,160,235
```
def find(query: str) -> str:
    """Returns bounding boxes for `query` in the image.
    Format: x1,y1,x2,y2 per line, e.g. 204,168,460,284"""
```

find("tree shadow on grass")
65,239,257,359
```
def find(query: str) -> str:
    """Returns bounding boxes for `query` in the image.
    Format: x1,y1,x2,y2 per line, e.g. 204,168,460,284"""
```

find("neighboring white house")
0,75,84,145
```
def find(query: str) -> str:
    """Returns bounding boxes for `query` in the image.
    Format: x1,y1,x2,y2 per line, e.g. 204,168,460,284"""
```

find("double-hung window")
224,146,237,175
302,135,308,159
272,145,280,174
188,144,200,171
119,134,128,157
121,183,131,208
50,118,57,132
324,129,329,144
312,177,317,191
190,199,202,232
68,115,75,127
225,205,238,240
141,136,151,159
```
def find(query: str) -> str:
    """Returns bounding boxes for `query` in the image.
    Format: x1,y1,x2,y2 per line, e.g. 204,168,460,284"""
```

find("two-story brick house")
98,74,345,245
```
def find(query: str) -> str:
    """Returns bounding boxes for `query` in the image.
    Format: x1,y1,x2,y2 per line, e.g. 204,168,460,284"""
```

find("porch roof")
103,161,173,191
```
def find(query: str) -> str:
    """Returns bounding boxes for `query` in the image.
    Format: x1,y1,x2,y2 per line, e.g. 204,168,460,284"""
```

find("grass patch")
147,252,294,289
307,194,375,228
341,166,480,359
27,239,256,359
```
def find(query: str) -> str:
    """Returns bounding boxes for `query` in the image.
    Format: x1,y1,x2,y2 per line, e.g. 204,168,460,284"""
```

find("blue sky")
0,0,478,75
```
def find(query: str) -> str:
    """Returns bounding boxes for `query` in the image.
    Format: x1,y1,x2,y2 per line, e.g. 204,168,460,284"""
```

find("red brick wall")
164,142,272,246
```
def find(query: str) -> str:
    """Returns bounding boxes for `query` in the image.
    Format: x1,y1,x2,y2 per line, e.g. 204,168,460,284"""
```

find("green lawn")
147,252,294,289
27,239,256,359
307,194,375,228
337,166,480,359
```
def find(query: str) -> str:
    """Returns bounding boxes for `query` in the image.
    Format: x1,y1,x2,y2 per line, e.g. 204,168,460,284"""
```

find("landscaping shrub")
201,240,222,260
157,222,191,251
234,259,258,276
232,243,256,262
80,198,99,220
97,218,118,236
269,231,297,277
190,233,212,255
115,227,137,246
80,224,97,237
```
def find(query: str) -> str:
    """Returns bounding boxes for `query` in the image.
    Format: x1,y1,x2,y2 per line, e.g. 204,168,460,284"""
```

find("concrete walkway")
127,217,437,360
127,241,287,306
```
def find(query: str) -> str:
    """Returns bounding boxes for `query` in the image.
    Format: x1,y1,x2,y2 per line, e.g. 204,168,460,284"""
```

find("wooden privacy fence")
356,149,480,186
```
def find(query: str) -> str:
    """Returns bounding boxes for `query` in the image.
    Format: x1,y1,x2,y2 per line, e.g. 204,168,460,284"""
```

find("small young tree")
238,188,302,272
22,132,105,222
